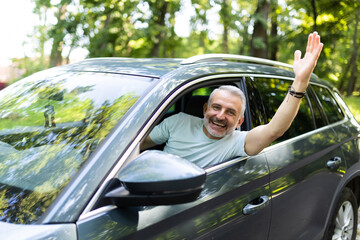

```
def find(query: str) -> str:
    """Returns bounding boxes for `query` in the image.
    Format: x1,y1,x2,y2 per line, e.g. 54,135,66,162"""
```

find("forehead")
210,90,242,111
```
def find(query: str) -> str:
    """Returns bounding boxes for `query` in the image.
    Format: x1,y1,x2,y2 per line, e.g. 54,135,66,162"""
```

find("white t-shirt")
149,112,248,168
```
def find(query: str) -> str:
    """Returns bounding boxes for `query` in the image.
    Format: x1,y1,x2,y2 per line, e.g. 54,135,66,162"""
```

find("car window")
192,87,214,96
311,85,344,124
252,77,315,143
245,78,267,128
307,86,327,128
0,70,153,224
143,81,245,166
333,91,356,120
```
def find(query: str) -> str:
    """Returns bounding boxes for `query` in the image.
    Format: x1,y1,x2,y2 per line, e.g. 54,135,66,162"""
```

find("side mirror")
105,150,206,207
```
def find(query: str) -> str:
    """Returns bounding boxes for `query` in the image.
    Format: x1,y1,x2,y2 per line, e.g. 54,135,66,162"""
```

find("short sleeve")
235,131,249,157
149,114,179,145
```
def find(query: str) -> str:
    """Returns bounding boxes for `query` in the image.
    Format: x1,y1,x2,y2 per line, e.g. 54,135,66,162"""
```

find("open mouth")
210,119,226,128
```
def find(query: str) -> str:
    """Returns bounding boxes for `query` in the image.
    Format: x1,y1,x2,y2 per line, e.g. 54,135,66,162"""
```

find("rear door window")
307,88,327,128
311,85,344,124
245,78,267,128
249,77,315,143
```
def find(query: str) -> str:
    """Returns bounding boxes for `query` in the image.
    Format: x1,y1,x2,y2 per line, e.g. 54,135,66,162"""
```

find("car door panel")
77,154,271,240
266,128,346,240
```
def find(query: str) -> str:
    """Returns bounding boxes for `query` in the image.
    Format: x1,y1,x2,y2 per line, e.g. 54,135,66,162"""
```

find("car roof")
59,58,183,78
58,56,331,88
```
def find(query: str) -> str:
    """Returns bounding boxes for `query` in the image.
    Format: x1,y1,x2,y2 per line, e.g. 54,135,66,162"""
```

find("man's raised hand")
293,32,324,89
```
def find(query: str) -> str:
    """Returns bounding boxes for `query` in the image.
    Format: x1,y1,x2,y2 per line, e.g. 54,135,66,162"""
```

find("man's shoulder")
170,112,202,121
164,112,202,130
230,130,248,139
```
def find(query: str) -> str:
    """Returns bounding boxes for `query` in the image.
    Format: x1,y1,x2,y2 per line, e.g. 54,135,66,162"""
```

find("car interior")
141,81,249,154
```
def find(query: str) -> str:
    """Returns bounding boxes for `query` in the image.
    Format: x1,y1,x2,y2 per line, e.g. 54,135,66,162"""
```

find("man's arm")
140,135,157,151
244,32,324,156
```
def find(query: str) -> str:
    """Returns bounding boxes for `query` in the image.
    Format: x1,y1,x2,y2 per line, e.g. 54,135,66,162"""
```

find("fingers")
311,32,323,61
307,32,323,54
306,33,313,53
315,42,324,60
295,32,323,63
294,50,302,62
307,32,319,53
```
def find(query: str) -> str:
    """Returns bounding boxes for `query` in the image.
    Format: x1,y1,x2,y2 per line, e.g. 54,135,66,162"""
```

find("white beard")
203,117,235,138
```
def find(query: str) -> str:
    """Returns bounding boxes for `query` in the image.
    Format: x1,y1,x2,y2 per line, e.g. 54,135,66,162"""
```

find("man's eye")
213,106,220,110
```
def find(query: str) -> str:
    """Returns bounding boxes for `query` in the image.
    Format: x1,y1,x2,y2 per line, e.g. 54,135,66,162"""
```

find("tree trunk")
346,8,359,96
223,24,229,53
251,0,270,58
99,12,112,54
49,4,67,67
221,0,230,53
311,0,318,31
150,1,168,57
339,57,352,92
269,0,278,60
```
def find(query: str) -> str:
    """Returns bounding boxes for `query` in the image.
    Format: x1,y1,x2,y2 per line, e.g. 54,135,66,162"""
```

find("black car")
0,54,358,240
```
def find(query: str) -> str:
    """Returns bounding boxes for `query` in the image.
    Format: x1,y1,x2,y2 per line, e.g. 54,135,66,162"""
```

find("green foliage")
344,96,360,122
8,0,359,95
10,57,49,84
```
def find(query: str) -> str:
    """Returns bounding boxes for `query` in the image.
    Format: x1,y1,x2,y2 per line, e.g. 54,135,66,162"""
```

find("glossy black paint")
78,154,271,240
105,151,206,207
266,128,346,239
74,58,359,239
1,57,359,239
118,150,206,194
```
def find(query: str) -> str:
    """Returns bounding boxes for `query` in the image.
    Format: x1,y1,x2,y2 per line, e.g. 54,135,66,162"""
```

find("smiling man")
202,85,246,139
142,32,323,168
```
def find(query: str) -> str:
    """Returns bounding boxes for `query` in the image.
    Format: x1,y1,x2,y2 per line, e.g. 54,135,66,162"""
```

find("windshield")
0,69,153,223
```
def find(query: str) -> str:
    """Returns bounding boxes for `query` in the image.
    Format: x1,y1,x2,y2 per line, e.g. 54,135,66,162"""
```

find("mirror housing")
105,150,206,207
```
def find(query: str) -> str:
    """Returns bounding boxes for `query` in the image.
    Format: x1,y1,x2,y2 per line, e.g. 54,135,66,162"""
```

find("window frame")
79,74,251,220
246,75,316,143
308,83,346,125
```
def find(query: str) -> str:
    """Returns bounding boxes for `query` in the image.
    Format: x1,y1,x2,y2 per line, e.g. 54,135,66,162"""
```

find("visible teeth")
212,121,225,127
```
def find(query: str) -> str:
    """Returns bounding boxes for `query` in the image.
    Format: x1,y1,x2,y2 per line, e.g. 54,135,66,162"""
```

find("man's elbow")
245,132,284,156
267,121,289,142
270,129,285,141
140,136,156,151
246,149,262,156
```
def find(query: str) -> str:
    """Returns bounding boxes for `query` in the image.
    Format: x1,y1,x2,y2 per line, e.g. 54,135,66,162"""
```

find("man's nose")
216,110,226,119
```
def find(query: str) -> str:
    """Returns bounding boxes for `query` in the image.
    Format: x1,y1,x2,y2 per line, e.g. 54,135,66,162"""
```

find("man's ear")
236,116,245,128
203,102,208,116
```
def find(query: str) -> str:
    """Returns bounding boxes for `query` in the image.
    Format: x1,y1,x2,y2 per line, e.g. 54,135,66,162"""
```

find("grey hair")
208,85,246,118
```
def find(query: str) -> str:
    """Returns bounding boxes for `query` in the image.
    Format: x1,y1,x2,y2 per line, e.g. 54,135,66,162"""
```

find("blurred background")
0,0,359,121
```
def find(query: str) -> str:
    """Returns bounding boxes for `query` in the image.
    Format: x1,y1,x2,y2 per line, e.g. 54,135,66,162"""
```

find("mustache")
210,117,227,127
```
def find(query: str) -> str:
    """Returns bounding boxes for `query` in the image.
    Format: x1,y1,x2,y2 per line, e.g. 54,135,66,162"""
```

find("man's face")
203,90,244,139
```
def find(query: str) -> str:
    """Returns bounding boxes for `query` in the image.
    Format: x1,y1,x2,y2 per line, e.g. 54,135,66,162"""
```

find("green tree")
9,0,360,97
251,0,270,58
218,0,232,53
143,0,181,57
32,0,83,67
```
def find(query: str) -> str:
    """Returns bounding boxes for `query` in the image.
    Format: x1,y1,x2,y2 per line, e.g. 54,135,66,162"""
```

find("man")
142,32,323,168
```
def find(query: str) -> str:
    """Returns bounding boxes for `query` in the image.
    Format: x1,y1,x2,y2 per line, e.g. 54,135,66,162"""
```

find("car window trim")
304,91,318,129
248,75,318,134
263,119,347,153
308,82,346,123
306,85,327,128
333,90,357,120
79,73,254,221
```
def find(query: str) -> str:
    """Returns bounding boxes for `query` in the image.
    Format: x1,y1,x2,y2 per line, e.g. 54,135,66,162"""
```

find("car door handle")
327,157,342,169
243,195,269,215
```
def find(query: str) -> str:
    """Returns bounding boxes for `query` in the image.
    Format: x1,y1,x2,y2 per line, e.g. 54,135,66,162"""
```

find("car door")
76,156,271,240
76,77,272,240
248,77,346,240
